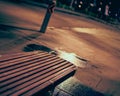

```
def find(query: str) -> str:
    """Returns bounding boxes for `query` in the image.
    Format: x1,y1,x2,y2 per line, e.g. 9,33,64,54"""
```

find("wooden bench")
0,51,76,96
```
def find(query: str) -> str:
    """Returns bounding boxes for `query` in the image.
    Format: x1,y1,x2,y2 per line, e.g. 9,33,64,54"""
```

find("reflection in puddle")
55,50,88,68
72,28,98,34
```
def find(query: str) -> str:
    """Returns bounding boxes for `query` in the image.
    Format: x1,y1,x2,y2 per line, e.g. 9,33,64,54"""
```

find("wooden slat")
0,56,60,82
9,64,75,96
23,67,75,96
0,59,65,93
1,62,72,96
0,51,40,62
0,55,58,77
0,53,53,73
0,54,54,73
0,52,48,68
0,51,76,96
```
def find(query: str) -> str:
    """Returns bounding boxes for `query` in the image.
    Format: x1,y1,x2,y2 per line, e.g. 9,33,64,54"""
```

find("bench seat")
0,51,76,96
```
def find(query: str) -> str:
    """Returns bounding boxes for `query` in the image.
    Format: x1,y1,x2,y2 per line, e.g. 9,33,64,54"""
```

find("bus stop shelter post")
39,3,55,33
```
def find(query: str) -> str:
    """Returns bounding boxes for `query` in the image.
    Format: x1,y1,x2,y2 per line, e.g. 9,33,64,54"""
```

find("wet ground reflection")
24,44,88,68
23,44,104,96
55,50,88,68
72,28,98,34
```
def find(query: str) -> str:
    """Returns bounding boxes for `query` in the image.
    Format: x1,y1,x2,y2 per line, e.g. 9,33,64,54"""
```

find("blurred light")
109,2,111,5
78,5,81,8
100,2,102,5
75,1,77,4
98,7,101,11
90,3,94,7
80,1,83,4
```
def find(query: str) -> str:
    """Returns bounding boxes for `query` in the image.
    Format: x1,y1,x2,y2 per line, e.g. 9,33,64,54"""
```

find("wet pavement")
53,77,104,96
24,44,88,68
0,1,120,96
23,44,105,96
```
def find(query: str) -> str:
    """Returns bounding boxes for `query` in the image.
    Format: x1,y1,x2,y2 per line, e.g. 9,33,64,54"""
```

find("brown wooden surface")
0,51,76,96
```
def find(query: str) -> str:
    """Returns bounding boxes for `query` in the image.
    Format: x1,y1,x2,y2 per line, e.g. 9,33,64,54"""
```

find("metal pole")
39,9,52,33
40,2,55,33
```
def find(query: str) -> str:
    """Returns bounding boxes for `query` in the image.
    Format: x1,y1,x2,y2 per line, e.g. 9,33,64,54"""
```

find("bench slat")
1,63,73,96
0,52,48,68
0,54,54,73
0,59,65,93
0,56,59,77
23,67,75,96
10,65,75,96
0,51,40,62
0,56,61,82
0,51,76,96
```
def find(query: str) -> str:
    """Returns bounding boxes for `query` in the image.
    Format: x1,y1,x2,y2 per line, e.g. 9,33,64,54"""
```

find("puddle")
55,49,88,68
72,28,98,34
23,44,88,68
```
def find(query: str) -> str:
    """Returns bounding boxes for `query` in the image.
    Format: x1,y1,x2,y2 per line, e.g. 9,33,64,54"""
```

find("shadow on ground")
0,24,38,33
0,24,42,53
53,77,105,96
23,44,55,53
